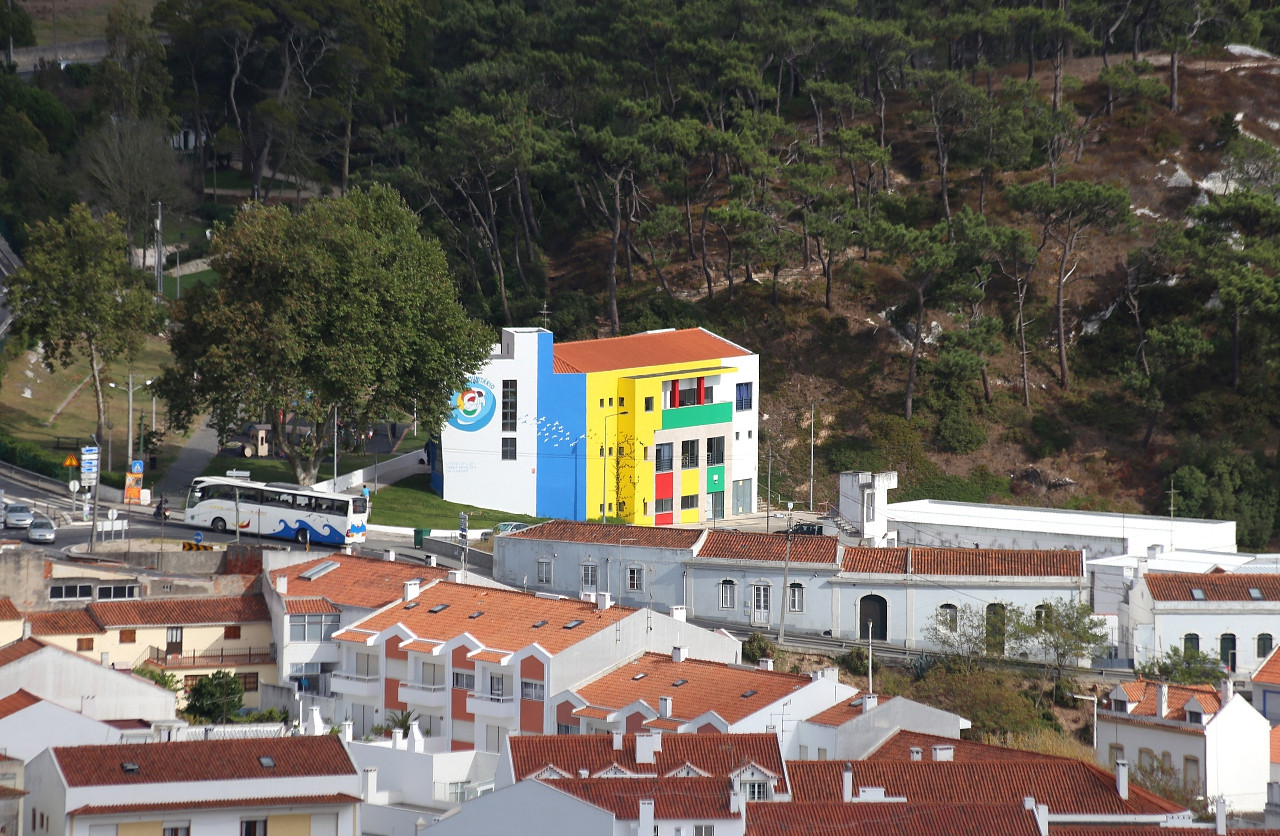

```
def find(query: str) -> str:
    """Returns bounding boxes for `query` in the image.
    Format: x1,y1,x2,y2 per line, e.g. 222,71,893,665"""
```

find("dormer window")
742,780,769,801
1186,710,1203,724
1113,699,1128,713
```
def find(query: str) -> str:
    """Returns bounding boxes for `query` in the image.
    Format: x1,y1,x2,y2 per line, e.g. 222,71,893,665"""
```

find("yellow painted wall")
679,469,701,523
584,360,735,525
119,821,162,836
267,813,311,836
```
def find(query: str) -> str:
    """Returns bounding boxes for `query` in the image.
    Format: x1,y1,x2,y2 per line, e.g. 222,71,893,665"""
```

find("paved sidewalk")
155,418,221,500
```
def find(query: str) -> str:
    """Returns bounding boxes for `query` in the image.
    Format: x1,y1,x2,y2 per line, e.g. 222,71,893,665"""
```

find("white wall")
792,696,970,761
732,672,855,756
1,647,177,721
1205,695,1270,812
0,702,122,761
426,780,615,836
494,539,696,612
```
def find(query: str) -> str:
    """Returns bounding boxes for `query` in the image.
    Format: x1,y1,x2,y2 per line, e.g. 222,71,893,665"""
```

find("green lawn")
204,167,297,192
165,269,220,298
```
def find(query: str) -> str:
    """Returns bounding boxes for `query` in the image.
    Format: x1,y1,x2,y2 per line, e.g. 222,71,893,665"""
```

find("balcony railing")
706,451,725,466
146,646,275,668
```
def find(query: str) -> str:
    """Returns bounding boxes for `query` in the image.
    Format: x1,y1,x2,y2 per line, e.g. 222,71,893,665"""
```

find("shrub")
742,632,776,664
1028,413,1074,458
935,411,986,454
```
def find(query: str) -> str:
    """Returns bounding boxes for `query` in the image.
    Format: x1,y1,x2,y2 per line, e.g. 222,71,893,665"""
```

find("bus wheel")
211,518,227,533
295,529,309,544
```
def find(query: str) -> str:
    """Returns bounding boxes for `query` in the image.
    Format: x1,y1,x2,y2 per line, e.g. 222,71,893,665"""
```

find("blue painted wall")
535,331,587,520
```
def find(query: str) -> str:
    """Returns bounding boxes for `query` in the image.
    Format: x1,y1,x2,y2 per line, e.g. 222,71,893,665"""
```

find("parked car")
27,518,56,544
2,503,34,529
481,521,529,541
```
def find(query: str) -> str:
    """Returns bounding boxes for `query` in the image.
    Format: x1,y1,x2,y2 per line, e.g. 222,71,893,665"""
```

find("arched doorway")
859,595,887,641
985,603,1007,656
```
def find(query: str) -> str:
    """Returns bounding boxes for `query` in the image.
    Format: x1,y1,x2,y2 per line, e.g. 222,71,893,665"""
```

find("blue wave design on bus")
270,519,345,544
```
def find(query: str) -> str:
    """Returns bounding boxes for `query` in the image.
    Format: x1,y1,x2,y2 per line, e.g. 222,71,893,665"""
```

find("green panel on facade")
706,465,725,494
661,402,732,430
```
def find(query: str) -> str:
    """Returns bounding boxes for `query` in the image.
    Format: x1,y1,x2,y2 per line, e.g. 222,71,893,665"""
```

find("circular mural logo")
447,381,496,432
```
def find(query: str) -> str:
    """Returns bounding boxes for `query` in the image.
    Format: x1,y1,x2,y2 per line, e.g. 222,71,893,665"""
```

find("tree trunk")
606,174,623,336
1055,245,1072,388
904,282,927,420
1169,49,1180,113
809,92,824,148
699,206,715,300
1232,307,1241,389
341,111,351,196
1018,278,1032,409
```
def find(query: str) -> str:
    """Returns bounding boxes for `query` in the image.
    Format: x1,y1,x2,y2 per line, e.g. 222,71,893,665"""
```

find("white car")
3,503,34,529
481,521,529,542
27,518,56,544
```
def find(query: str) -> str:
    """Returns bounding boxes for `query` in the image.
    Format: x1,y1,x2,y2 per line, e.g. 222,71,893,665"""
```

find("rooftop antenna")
540,300,550,330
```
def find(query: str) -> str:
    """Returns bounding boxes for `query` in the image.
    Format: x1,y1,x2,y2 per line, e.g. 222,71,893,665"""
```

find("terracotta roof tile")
69,794,361,816
26,608,103,636
573,652,812,726
0,688,41,719
786,761,1184,815
1114,680,1220,721
841,547,1083,576
546,776,733,819
1272,725,1280,765
510,732,786,793
0,598,20,620
88,595,269,627
806,695,893,728
552,328,752,374
471,649,509,663
334,581,634,655
0,637,46,665
747,802,1043,836
507,521,702,550
864,731,1064,763
698,531,838,564
1054,829,1280,836
53,736,356,787
1145,573,1280,602
1255,645,1280,685
285,598,342,615
270,554,449,610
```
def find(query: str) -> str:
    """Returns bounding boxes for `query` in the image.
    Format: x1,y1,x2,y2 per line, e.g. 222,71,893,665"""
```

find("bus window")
265,491,293,508
293,494,312,511
352,497,367,515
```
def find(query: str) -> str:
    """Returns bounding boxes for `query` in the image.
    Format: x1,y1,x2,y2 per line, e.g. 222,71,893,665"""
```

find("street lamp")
601,410,628,523
1073,692,1098,753
778,504,795,645
108,374,153,464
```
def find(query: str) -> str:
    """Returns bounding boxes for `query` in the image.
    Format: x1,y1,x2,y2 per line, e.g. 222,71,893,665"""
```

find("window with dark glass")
706,436,725,466
655,443,673,473
502,380,517,431
681,439,699,469
501,437,517,460
736,382,753,411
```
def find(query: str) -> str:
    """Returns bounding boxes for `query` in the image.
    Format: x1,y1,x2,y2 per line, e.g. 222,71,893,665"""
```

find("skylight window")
259,756,276,768
672,679,688,687
632,673,647,681
429,604,449,613
469,611,484,619
299,561,340,581
741,690,757,698
121,762,140,774
564,619,584,629
1191,588,1206,600
1250,588,1264,600
405,602,418,609
532,620,548,628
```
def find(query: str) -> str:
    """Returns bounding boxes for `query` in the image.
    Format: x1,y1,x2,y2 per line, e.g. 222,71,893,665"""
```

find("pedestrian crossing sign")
63,454,79,467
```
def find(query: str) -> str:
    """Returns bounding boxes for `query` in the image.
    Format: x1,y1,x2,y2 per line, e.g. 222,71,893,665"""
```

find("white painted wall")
1205,695,1270,812
0,646,177,721
425,780,615,835
0,701,122,762
792,696,970,761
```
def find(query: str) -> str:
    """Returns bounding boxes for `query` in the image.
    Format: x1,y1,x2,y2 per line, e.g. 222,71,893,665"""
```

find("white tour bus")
184,476,369,545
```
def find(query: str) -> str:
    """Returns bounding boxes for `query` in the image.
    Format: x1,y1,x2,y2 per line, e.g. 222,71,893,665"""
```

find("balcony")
329,672,380,698
399,681,449,709
466,691,518,719
146,646,274,669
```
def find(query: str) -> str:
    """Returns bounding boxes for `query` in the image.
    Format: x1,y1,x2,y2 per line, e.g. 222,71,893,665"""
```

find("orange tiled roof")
69,794,361,816
510,732,786,793
334,581,634,655
0,688,41,720
1054,830,1280,836
865,731,1064,763
546,776,733,819
507,521,702,550
26,609,103,636
786,760,1184,815
1255,645,1280,685
53,736,356,787
1272,725,1280,765
805,695,893,728
0,637,46,666
1114,680,1221,721
1145,572,1280,602
747,802,1043,836
552,328,752,374
0,598,20,620
270,554,449,610
285,598,342,615
697,531,839,565
842,547,1083,577
573,652,812,726
88,595,269,627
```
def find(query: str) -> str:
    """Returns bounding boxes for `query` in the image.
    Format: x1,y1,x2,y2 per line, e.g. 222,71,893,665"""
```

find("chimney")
1147,544,1164,560
21,620,31,640
597,591,612,610
729,788,743,815
636,733,657,765
1265,782,1280,828
410,721,426,753
1216,799,1227,835
428,555,437,567
909,747,923,762
1116,759,1129,800
659,696,673,719
638,799,654,835
403,578,421,602
612,730,624,751
669,605,687,622
1157,683,1169,719
758,658,774,672
578,769,590,778
386,550,396,562
447,569,464,583
1222,677,1235,704
1024,798,1048,836
100,652,110,667
391,728,404,749
862,694,878,711
342,720,353,742
650,729,662,752
672,646,688,663
1136,558,1149,579
931,744,954,762
276,575,288,594
309,705,324,735
841,763,854,803
362,767,378,801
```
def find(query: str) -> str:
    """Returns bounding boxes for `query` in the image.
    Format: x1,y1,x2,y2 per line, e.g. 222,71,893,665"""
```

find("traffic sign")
81,446,99,457
459,512,469,531
107,508,118,520
130,460,144,474
63,454,79,467
68,479,80,494
193,531,204,544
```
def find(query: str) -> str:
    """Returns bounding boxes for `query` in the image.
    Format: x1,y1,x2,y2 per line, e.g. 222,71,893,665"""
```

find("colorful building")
431,327,759,525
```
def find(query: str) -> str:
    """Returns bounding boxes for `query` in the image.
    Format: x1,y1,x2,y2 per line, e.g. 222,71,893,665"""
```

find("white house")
23,735,362,836
0,690,123,762
1097,679,1270,813
1121,572,1280,673
792,694,971,761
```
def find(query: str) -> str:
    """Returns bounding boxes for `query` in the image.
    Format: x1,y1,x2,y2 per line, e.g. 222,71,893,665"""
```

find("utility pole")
778,505,794,645
766,442,772,534
154,202,163,294
867,621,874,693
5,0,13,67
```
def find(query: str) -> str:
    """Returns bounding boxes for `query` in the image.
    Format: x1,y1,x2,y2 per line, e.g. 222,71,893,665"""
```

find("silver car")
3,503,34,529
27,518,56,544
481,521,529,541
